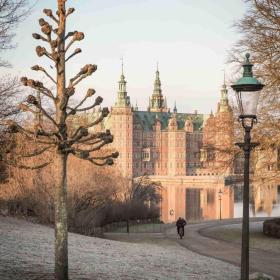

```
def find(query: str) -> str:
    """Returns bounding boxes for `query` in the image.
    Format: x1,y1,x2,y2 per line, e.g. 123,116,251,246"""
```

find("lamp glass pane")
238,91,260,116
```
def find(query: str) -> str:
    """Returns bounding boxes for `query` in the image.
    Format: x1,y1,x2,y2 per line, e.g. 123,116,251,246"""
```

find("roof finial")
156,61,159,72
173,101,177,113
121,56,124,75
134,99,138,111
245,52,250,64
223,69,226,85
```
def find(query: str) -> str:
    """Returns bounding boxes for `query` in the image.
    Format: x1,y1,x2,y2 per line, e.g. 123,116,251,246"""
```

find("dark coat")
176,218,187,228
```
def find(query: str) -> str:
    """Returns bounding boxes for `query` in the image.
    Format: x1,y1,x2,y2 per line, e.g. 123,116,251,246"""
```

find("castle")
90,65,236,222
107,65,234,178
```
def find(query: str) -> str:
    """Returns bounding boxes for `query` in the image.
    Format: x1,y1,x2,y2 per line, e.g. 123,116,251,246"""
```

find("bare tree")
0,76,22,182
230,0,280,182
0,0,29,67
0,0,30,121
0,76,21,121
127,176,162,206
0,1,119,279
123,176,162,222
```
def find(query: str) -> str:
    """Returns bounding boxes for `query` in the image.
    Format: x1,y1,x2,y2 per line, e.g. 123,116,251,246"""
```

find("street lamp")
231,53,264,280
218,189,223,220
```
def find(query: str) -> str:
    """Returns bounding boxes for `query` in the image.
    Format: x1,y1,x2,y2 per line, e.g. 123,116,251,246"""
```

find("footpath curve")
165,218,280,280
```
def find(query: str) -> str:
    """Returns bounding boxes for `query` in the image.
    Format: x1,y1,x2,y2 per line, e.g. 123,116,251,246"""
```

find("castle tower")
115,59,131,108
202,74,234,175
167,114,178,176
217,74,230,113
148,64,169,112
166,112,186,176
111,59,133,178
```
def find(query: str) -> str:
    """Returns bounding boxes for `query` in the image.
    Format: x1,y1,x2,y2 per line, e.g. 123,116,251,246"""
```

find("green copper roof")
133,111,204,131
231,53,264,92
233,76,263,87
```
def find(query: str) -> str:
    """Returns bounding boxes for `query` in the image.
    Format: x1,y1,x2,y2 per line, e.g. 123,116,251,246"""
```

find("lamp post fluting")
231,53,264,280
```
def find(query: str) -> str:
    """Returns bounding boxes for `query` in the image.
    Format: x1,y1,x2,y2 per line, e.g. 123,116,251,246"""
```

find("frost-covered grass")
203,222,280,253
0,216,241,280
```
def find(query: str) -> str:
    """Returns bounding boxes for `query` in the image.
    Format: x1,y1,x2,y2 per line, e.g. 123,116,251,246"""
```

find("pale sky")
4,0,246,114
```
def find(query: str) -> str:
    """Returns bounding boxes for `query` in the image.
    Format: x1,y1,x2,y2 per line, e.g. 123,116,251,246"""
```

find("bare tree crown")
2,0,119,169
0,0,29,67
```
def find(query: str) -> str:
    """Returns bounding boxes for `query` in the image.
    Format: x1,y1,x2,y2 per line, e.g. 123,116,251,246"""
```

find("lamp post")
231,53,264,280
218,189,223,220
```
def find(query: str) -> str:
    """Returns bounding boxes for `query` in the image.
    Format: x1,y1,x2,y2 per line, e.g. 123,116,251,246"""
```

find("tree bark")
55,1,68,279
54,152,68,280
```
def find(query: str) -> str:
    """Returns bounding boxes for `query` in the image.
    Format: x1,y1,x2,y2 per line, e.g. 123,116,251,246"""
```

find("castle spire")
153,62,162,96
218,71,229,113
122,56,124,73
114,58,131,108
148,63,168,112
173,101,177,114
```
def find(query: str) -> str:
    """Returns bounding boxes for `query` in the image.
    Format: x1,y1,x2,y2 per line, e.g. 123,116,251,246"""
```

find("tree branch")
70,109,109,143
31,65,56,84
16,145,54,158
74,135,113,152
2,120,58,144
0,158,52,170
43,8,59,24
67,94,101,115
89,151,119,160
65,48,81,62
21,77,55,100
72,152,114,166
26,95,58,128
68,64,97,87
65,31,84,52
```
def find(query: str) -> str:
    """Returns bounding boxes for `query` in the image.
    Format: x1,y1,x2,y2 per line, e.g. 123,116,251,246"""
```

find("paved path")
165,218,280,280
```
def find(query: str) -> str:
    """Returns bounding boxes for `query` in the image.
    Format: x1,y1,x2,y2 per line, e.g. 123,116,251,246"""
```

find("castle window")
142,148,151,161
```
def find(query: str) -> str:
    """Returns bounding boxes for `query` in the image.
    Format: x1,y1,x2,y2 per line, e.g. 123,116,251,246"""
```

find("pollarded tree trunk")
55,1,68,279
54,152,68,280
